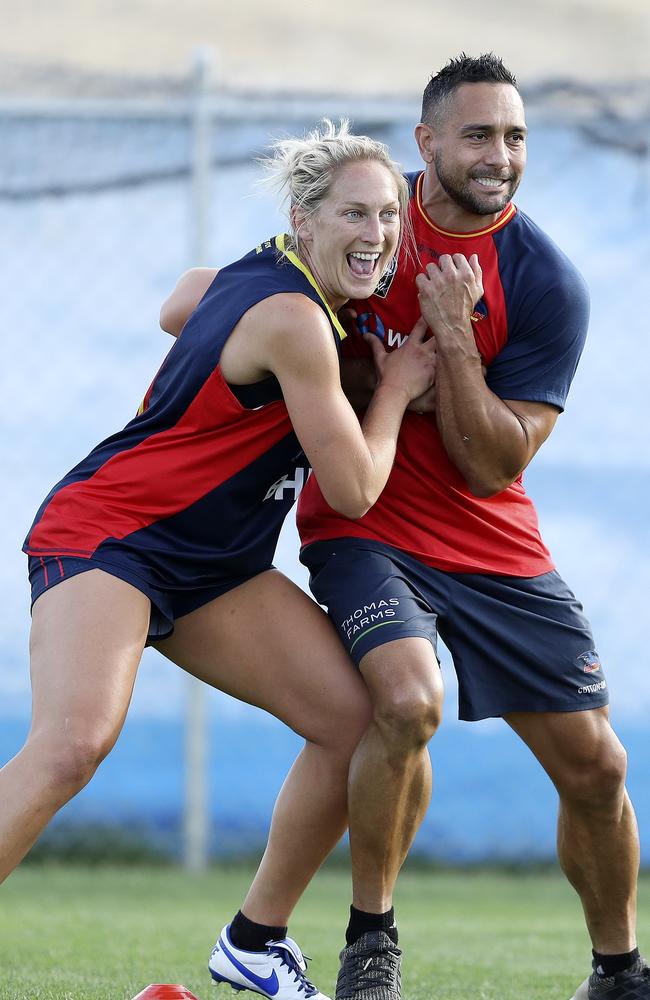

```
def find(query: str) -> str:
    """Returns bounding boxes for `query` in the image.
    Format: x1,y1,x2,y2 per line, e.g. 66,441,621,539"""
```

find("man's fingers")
468,254,484,300
469,253,483,283
338,306,358,336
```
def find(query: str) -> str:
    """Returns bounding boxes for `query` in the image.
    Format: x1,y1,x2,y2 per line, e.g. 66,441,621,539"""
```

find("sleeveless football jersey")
25,235,346,590
298,173,590,576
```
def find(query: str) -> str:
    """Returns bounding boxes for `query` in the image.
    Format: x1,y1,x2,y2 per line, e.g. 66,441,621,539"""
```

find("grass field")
1,863,648,1000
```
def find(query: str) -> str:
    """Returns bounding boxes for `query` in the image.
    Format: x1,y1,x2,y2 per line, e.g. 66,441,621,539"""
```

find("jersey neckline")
275,234,347,341
414,172,516,239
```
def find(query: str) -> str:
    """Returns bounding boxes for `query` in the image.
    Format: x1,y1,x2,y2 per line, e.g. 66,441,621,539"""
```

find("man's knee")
373,687,442,751
556,728,628,807
361,639,443,752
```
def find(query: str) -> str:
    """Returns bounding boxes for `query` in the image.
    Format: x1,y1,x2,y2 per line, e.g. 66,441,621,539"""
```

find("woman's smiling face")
298,159,402,311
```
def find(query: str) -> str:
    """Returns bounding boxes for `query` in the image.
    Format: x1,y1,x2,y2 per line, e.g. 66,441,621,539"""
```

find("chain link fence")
1,53,649,865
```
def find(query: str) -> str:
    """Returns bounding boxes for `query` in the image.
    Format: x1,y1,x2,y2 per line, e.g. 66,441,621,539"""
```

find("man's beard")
434,152,520,216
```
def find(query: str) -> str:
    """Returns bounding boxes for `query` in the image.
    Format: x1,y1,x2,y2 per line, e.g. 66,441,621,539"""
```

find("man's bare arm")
416,253,557,496
160,267,217,336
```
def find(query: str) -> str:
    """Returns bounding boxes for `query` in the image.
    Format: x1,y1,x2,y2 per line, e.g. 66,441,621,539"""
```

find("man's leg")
506,707,637,953
0,571,149,882
329,637,442,1000
349,637,443,914
506,707,649,998
299,541,445,998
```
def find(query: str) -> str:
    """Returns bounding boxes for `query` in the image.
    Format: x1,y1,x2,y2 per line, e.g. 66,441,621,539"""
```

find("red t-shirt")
297,173,589,576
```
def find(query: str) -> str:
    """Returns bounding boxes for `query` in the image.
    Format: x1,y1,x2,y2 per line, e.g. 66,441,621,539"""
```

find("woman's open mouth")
347,251,381,278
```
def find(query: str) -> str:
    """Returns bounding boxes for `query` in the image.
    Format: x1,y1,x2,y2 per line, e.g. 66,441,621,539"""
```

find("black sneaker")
570,957,650,999
335,930,402,1000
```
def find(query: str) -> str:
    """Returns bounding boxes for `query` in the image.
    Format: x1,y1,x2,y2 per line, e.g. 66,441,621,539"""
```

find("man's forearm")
435,344,531,497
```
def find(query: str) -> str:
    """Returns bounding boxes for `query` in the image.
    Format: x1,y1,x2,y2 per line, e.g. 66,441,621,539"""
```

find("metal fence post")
183,45,216,872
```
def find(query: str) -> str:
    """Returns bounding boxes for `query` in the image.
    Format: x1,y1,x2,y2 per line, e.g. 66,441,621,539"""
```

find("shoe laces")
341,946,401,994
269,944,320,997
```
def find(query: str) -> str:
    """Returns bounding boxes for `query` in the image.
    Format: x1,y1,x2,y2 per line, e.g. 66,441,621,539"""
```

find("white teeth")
476,178,505,187
349,252,380,260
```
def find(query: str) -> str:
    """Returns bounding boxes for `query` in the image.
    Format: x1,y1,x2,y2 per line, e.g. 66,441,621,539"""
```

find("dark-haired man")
298,54,648,1000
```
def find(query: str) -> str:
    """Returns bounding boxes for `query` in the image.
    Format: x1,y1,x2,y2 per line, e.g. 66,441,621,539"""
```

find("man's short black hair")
421,53,518,125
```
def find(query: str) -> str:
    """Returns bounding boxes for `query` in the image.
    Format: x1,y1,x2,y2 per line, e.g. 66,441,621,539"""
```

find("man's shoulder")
498,207,589,303
502,209,581,275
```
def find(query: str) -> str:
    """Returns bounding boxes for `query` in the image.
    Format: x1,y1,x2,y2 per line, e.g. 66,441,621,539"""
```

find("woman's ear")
291,205,313,245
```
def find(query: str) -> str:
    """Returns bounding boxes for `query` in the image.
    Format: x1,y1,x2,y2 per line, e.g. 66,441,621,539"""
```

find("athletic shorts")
28,554,269,643
300,538,609,722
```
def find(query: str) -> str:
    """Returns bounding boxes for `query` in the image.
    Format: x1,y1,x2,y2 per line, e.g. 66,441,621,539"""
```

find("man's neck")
420,168,504,234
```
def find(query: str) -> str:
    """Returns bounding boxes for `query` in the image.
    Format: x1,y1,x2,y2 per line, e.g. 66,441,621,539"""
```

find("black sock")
346,905,398,946
229,910,288,952
592,948,640,977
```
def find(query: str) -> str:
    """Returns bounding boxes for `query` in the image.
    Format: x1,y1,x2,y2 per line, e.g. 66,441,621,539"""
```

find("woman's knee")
307,680,373,758
28,727,117,798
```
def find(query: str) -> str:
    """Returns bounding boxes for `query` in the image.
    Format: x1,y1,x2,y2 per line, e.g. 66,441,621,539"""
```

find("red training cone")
131,987,200,1000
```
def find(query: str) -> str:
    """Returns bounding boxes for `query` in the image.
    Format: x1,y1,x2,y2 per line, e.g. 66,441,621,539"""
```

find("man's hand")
415,254,483,353
337,305,358,336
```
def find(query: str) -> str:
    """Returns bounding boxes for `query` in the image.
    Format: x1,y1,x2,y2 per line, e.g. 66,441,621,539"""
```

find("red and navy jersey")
298,172,590,576
24,235,345,590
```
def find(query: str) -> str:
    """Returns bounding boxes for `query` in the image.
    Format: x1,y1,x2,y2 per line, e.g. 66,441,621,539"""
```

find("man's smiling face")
420,82,527,220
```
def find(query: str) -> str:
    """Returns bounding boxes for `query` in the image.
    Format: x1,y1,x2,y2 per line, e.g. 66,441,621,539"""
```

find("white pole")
184,45,216,872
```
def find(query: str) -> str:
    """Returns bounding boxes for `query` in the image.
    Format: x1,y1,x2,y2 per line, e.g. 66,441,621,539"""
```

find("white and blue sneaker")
209,924,332,999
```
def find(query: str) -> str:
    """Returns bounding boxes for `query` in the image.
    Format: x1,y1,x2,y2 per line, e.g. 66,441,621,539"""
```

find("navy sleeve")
485,214,590,412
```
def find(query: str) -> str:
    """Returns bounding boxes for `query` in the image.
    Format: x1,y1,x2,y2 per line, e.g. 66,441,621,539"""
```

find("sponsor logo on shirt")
263,467,307,501
471,298,488,323
356,312,409,351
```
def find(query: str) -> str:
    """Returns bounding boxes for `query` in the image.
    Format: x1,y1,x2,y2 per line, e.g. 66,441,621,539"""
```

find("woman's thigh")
155,569,372,746
28,569,150,746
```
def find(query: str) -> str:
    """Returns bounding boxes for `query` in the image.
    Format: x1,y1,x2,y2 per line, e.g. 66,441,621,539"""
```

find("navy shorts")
300,538,609,722
28,554,268,643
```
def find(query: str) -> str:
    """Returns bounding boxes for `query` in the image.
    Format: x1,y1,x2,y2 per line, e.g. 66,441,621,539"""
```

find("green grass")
1,863,648,999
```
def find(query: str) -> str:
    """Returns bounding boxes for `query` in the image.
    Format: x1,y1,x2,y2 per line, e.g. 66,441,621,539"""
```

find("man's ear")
290,205,313,245
414,122,436,164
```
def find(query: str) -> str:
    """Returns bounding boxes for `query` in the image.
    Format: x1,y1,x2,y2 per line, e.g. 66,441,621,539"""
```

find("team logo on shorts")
577,649,601,673
578,679,607,695
340,599,402,642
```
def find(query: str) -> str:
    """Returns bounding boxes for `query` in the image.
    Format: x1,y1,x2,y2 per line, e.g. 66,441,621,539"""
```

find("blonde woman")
9,122,437,999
